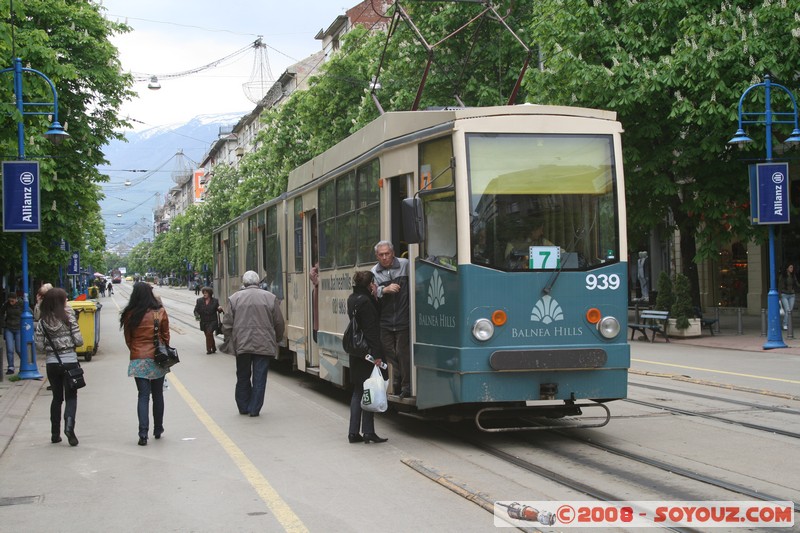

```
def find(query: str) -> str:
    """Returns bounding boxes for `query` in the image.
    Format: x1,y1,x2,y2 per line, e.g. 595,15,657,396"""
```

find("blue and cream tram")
213,104,629,430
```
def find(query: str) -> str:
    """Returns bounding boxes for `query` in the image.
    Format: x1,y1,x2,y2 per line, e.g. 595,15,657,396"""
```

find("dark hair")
120,282,162,331
352,270,374,289
201,286,213,296
39,288,69,323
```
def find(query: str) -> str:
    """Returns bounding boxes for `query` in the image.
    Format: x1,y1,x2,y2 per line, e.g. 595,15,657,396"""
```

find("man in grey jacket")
222,270,285,417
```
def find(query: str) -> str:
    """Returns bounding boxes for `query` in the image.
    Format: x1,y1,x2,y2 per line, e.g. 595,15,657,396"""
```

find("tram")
213,104,629,430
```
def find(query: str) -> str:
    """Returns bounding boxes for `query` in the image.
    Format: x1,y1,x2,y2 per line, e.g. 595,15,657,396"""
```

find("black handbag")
43,327,86,390
64,366,87,390
153,312,180,368
342,309,370,356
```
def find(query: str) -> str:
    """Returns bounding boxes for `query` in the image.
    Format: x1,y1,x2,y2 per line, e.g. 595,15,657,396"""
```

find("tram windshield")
467,133,619,271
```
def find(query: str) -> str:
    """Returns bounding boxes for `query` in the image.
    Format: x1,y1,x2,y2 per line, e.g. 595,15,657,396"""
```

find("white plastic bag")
361,365,388,413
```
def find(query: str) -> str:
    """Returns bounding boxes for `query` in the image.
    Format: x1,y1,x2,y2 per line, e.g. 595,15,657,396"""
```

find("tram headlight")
472,318,495,341
597,315,621,339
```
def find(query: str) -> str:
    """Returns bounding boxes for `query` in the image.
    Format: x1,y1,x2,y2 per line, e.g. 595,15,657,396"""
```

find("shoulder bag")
342,307,370,357
42,325,86,390
153,311,180,368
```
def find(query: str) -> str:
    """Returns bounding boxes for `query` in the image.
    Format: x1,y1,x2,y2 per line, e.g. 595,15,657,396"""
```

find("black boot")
64,416,79,447
51,420,61,443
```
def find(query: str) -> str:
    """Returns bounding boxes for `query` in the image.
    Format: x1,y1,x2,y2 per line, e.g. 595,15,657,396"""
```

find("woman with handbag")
193,286,222,354
345,270,388,444
121,282,171,446
34,288,84,446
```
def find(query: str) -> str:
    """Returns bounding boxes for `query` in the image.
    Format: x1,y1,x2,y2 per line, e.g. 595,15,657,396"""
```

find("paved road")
0,284,492,532
0,285,797,532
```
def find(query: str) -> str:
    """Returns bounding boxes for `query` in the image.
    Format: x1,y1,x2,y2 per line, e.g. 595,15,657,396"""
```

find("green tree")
522,0,800,305
0,0,133,285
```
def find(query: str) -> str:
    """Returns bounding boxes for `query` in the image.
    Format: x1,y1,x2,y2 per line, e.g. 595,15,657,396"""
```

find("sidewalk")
1,306,797,458
629,306,800,356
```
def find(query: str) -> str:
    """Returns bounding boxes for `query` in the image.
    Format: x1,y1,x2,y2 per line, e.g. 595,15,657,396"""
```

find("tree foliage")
0,0,133,286
522,0,800,303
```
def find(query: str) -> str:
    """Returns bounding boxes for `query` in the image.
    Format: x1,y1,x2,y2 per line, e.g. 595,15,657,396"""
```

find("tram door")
305,211,319,368
386,174,415,392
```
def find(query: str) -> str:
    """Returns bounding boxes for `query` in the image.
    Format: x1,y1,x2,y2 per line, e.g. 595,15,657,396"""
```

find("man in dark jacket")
221,270,285,417
1,294,24,374
371,240,411,398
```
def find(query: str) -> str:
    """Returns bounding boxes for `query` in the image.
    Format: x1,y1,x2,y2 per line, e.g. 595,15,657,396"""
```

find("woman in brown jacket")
120,282,170,446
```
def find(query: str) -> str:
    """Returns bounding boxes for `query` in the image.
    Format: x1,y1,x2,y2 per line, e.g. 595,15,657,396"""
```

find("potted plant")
669,272,701,337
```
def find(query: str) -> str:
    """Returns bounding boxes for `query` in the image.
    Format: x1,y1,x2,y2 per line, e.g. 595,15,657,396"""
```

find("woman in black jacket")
345,271,388,444
193,287,222,354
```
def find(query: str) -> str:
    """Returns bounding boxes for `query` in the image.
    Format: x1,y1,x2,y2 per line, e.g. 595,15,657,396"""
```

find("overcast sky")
101,1,351,129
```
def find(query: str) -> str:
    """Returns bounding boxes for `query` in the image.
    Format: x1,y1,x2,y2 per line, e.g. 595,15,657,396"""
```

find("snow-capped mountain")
100,112,246,250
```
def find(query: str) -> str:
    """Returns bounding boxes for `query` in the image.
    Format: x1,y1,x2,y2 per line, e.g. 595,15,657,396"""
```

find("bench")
629,310,670,342
694,307,718,335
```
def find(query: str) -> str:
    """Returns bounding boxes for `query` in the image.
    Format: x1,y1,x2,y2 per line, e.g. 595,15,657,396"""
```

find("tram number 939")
585,273,620,290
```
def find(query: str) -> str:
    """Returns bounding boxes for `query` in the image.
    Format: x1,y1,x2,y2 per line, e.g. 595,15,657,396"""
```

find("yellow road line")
168,373,309,533
632,358,800,385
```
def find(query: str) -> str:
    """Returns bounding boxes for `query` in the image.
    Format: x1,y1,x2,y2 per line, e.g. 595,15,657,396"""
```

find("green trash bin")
67,300,102,361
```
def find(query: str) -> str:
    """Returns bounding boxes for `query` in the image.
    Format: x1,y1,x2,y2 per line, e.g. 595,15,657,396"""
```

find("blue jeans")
781,293,795,328
235,354,270,416
135,377,165,439
4,329,20,370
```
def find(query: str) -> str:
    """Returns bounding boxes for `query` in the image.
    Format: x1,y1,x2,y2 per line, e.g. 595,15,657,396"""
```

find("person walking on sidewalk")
34,288,83,446
221,270,285,417
779,263,799,331
1,293,25,375
121,282,171,446
194,286,222,354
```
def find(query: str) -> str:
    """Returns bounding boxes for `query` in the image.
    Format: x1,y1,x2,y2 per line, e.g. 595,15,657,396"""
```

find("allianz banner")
2,161,41,232
749,162,790,225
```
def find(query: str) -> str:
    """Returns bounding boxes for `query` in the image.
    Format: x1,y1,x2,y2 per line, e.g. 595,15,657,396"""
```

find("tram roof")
287,104,618,192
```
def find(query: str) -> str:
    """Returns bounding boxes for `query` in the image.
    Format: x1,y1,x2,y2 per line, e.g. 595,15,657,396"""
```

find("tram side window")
293,198,303,272
227,226,238,277
262,206,283,298
319,182,335,269
337,171,356,267
419,136,457,269
318,158,380,269
214,233,223,281
246,215,258,272
357,159,380,264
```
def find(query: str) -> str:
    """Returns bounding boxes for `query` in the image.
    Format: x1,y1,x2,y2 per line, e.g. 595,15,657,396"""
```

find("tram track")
429,416,800,532
623,397,800,440
436,426,699,533
629,381,800,416
541,429,800,514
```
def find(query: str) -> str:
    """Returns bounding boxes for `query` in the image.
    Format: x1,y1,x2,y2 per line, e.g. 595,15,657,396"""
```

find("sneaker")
5,368,13,375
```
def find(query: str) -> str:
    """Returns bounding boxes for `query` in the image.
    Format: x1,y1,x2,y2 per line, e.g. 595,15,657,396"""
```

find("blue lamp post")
1,57,69,379
729,74,800,349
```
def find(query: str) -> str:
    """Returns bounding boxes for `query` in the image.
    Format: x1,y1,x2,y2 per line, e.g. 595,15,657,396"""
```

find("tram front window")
466,133,619,271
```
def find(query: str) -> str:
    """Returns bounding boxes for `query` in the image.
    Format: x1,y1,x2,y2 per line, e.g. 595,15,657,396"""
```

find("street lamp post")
1,57,69,379
729,74,800,350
